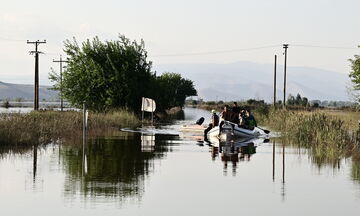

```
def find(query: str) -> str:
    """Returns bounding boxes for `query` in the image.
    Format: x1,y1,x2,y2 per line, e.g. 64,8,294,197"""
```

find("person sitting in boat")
204,110,219,141
240,109,257,130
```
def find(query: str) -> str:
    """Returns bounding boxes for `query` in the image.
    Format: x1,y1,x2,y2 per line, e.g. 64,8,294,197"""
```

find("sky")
0,0,359,85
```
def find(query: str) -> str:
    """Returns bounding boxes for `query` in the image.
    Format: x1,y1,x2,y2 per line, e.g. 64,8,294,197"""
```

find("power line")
291,44,358,50
0,36,24,42
150,45,281,57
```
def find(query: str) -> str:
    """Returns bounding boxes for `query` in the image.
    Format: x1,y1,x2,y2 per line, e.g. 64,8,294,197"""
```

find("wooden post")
273,55,277,107
283,44,289,109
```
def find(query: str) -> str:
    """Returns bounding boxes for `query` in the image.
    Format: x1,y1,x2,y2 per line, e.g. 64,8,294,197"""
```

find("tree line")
49,35,197,112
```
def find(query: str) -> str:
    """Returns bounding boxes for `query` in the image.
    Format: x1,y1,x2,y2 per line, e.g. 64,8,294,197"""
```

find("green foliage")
153,72,197,111
349,46,360,91
287,93,308,107
50,35,196,112
2,99,10,108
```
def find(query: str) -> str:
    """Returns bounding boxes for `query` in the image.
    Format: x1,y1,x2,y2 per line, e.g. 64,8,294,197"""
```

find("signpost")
141,97,156,124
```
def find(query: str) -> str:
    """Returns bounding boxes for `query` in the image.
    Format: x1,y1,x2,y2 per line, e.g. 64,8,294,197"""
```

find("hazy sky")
0,0,359,85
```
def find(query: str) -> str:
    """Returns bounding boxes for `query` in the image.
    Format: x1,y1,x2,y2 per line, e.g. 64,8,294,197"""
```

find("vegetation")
49,35,196,112
0,110,140,147
287,93,308,107
194,99,360,167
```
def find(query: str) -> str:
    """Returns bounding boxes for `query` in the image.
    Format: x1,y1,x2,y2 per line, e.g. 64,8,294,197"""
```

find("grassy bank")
261,109,357,162
0,110,141,147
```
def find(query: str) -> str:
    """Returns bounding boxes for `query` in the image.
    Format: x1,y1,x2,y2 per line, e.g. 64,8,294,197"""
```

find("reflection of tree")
61,133,169,201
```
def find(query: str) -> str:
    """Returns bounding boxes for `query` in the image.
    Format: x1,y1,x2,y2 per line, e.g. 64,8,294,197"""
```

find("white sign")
141,97,156,112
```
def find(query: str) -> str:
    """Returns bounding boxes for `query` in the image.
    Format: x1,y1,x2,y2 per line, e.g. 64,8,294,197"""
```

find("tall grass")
0,110,140,147
259,108,359,164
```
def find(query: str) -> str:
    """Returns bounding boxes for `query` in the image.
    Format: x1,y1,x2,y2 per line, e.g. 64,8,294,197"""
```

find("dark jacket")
212,114,219,126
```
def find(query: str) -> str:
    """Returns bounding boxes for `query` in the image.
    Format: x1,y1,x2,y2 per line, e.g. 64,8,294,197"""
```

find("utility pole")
273,55,277,107
53,55,68,111
283,44,289,109
27,40,46,111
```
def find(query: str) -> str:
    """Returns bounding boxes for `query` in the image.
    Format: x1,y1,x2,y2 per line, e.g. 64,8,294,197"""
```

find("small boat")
206,121,267,140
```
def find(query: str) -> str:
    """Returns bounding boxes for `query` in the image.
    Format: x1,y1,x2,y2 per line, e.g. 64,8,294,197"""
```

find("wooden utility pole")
273,55,277,107
27,40,46,111
53,55,68,111
283,44,289,109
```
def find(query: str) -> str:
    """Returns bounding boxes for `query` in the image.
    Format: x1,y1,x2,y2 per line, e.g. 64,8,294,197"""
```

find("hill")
154,61,350,102
0,81,58,101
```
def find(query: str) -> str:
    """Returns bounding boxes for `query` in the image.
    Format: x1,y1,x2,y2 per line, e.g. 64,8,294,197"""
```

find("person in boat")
219,105,237,135
204,110,219,141
231,102,241,124
240,109,257,130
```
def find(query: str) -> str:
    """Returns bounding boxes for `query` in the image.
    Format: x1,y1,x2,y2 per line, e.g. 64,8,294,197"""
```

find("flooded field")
0,108,360,216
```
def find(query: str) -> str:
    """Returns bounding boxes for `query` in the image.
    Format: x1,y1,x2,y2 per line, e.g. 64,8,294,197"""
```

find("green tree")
50,35,155,112
154,72,197,111
349,47,360,102
50,35,197,112
349,47,360,90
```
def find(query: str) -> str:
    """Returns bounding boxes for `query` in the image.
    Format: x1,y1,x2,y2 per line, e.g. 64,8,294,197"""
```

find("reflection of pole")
33,145,37,182
272,140,275,181
82,103,86,176
141,97,144,122
282,142,285,183
151,100,154,125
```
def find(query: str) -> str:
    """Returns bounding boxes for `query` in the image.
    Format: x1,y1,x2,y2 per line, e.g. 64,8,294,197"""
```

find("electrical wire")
150,45,281,57
0,36,25,42
291,44,358,50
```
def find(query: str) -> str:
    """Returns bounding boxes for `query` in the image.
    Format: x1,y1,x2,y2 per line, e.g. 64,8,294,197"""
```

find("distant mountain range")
0,81,58,101
154,61,351,102
0,61,351,102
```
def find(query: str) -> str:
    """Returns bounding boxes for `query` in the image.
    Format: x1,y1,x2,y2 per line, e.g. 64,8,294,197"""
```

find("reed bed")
259,109,360,164
0,110,140,147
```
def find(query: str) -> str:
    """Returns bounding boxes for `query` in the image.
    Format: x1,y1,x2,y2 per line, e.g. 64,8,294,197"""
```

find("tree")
153,72,197,111
49,35,197,112
349,46,360,93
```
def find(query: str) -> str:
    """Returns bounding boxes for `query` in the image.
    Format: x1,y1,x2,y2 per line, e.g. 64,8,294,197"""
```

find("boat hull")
206,122,264,140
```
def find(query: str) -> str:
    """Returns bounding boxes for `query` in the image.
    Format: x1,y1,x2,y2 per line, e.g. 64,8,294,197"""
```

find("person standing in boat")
231,102,241,124
219,105,236,135
204,110,219,141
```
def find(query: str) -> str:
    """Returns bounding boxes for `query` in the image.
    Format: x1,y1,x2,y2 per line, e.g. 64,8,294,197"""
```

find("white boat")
206,121,267,140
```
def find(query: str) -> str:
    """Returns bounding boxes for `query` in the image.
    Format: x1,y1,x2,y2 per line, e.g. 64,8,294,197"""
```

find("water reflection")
61,132,174,202
207,136,266,176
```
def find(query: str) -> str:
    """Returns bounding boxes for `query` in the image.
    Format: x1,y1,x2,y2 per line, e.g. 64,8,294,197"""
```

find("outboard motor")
196,117,205,125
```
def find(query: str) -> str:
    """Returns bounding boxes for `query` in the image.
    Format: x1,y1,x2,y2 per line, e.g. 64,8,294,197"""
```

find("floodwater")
0,107,360,216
